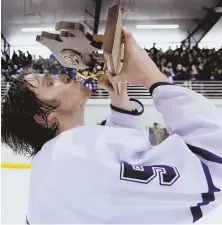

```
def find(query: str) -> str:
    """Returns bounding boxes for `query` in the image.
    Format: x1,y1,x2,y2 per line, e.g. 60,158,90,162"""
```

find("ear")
34,114,57,125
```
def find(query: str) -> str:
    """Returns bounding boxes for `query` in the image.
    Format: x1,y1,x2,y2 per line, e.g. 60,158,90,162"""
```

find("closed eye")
48,80,54,87
43,74,54,87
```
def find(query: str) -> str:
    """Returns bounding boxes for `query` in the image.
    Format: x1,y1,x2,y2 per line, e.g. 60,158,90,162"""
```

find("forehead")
25,73,44,88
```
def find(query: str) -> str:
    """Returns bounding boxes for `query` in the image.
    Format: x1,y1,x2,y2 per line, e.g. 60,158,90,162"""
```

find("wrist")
111,101,133,111
149,82,174,96
143,73,169,88
110,96,133,111
110,98,144,116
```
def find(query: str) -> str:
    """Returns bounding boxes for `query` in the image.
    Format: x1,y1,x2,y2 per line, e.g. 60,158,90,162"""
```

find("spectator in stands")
27,51,32,66
12,51,19,66
215,69,222,81
1,54,7,70
4,52,10,64
174,64,189,80
190,65,199,81
171,50,180,70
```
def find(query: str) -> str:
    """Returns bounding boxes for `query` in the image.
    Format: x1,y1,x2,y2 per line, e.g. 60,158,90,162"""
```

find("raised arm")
151,83,222,161
106,98,146,130
107,27,222,162
98,78,147,133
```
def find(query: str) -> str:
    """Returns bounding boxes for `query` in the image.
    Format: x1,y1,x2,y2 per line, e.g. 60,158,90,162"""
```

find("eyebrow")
25,73,40,88
33,73,40,84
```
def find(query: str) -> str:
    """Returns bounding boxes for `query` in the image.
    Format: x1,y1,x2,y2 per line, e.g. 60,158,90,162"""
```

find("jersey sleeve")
152,83,222,163
105,99,147,132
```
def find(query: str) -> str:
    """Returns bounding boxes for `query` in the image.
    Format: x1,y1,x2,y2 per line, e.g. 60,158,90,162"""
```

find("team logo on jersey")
120,162,180,186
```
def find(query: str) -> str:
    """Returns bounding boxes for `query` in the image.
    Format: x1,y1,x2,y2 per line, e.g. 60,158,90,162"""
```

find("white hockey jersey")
27,84,222,224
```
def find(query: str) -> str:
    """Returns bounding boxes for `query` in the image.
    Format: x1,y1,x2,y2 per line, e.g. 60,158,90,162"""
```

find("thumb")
107,73,127,94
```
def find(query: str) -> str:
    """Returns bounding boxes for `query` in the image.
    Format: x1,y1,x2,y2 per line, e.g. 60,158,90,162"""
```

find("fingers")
98,77,114,92
112,82,119,95
109,75,128,85
106,73,124,84
121,81,128,91
106,73,128,94
117,81,128,95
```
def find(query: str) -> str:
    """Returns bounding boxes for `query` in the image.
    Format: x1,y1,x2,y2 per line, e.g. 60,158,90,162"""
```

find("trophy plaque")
36,4,123,82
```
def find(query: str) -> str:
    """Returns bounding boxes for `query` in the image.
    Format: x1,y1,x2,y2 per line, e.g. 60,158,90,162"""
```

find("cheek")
71,86,91,108
60,85,89,107
42,91,59,106
73,86,90,101
42,88,67,108
44,84,90,110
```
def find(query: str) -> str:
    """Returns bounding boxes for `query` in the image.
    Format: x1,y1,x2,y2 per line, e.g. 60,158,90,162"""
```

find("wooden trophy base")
36,4,123,81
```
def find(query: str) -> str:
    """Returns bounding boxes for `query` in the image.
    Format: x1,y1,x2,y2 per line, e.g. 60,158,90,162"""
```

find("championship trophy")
36,4,124,83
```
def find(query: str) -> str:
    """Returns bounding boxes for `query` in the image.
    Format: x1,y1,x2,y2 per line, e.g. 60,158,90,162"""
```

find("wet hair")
1,73,59,157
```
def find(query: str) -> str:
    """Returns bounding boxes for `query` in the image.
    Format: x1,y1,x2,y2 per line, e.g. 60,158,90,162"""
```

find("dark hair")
1,74,59,156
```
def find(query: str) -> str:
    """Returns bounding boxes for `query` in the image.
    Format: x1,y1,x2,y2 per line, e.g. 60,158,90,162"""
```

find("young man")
2,29,222,224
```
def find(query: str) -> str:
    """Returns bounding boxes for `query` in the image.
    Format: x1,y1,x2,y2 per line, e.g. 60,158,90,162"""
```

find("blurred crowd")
1,50,96,92
1,50,71,82
146,44,222,81
1,45,222,84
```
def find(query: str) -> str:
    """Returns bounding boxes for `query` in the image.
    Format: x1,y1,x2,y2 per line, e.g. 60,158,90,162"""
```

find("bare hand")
108,27,168,88
98,75,132,111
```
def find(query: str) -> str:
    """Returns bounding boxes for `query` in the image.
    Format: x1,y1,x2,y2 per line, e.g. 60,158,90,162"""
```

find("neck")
57,108,85,134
